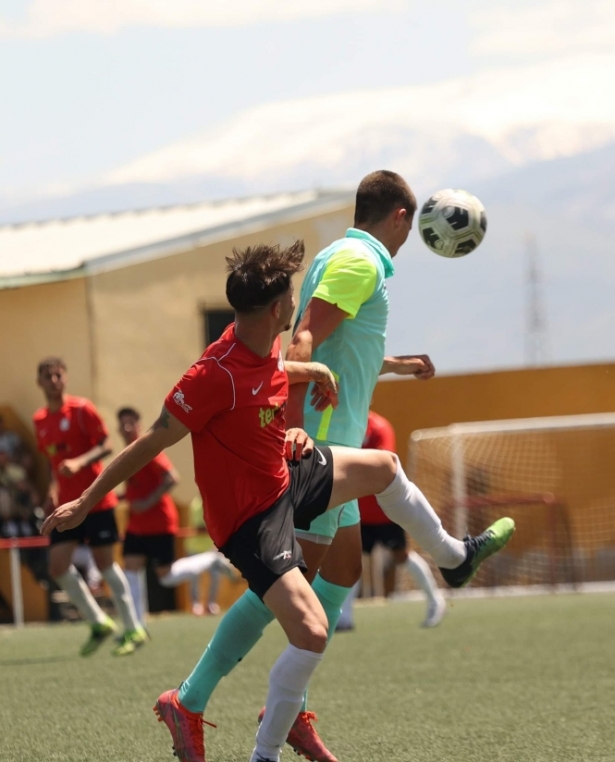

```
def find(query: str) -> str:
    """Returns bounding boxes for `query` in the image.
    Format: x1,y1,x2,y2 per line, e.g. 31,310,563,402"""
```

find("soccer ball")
418,189,487,258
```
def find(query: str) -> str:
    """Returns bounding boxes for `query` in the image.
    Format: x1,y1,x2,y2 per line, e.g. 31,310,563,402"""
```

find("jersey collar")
345,228,395,278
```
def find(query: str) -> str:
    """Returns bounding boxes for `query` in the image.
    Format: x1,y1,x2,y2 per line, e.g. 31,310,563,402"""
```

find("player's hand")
40,499,89,535
308,362,339,411
285,428,314,461
57,458,82,477
387,354,435,380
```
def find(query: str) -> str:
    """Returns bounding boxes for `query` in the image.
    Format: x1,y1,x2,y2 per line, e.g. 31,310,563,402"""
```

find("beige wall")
89,205,353,504
0,277,93,425
372,363,615,456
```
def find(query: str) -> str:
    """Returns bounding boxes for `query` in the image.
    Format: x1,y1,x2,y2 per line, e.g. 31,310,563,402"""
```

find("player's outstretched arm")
41,407,189,535
284,360,339,411
380,354,436,380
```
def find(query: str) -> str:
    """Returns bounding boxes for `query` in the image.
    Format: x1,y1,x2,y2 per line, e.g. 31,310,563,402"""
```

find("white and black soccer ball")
418,189,487,258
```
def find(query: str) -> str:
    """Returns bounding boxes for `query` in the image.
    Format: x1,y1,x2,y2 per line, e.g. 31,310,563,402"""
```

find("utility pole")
525,234,547,366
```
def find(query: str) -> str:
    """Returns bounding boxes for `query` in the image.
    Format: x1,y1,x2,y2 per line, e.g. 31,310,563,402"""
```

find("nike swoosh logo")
252,382,264,395
315,448,327,466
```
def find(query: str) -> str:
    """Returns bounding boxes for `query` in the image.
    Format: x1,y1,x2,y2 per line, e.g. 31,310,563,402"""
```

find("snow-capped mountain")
1,52,614,225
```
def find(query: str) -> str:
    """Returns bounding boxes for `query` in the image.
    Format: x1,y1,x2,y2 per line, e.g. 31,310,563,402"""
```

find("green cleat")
439,517,515,589
111,626,149,657
80,617,118,657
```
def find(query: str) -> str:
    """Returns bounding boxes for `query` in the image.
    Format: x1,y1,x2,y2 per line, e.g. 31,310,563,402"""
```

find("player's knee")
347,555,363,585
294,619,328,653
374,450,398,492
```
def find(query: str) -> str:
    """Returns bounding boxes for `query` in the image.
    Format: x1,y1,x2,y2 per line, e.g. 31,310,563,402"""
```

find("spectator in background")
0,445,54,592
338,410,446,630
33,357,144,657
0,446,39,531
0,414,34,474
117,407,235,623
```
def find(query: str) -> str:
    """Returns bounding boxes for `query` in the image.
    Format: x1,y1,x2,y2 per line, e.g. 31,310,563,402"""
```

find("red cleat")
154,689,216,762
258,707,338,762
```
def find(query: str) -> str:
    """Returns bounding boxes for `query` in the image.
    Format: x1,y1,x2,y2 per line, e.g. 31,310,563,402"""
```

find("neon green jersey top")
295,228,394,448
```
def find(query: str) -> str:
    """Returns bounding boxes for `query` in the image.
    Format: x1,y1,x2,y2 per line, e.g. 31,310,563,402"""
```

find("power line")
525,234,548,366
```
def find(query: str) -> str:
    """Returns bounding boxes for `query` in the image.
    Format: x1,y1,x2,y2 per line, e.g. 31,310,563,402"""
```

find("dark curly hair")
225,240,305,314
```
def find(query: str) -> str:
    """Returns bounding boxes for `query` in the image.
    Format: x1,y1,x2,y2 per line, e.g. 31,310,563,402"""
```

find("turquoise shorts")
294,499,360,545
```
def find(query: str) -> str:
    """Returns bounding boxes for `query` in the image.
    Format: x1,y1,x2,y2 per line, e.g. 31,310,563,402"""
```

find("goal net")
407,413,615,593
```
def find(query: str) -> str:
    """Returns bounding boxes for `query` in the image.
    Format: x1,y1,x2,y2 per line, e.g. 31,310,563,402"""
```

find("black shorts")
50,509,119,548
123,532,175,567
220,445,334,599
361,522,407,555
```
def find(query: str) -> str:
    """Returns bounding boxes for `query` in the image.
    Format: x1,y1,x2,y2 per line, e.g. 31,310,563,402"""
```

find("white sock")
125,569,145,625
159,551,224,587
56,565,107,625
102,563,140,632
406,551,441,604
251,645,323,762
376,456,466,569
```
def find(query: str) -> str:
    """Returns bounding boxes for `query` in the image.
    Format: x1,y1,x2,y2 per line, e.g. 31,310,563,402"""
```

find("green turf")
2,594,614,762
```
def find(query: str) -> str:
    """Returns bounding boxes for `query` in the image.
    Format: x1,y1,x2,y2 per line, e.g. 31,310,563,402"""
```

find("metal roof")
0,190,353,290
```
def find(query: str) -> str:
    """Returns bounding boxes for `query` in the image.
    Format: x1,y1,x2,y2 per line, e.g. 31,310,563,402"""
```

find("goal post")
408,413,615,592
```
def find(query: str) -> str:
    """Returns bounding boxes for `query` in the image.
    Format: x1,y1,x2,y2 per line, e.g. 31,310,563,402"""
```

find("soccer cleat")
80,616,117,657
154,689,216,762
421,594,447,628
111,626,149,657
258,708,338,762
439,517,515,589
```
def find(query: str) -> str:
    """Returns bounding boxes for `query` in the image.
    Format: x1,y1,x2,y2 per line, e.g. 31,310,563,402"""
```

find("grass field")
2,593,613,762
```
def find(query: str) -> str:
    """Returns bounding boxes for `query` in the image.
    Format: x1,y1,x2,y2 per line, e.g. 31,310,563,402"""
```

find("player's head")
117,407,141,444
225,240,305,333
354,170,416,256
36,356,67,401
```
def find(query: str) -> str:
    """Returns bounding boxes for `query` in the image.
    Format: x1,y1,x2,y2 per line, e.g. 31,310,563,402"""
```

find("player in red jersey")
118,407,235,624
34,358,144,656
42,242,514,762
353,410,446,629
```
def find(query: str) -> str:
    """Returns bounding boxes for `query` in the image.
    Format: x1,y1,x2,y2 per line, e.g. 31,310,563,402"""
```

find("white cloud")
0,0,409,38
470,0,615,57
103,53,615,186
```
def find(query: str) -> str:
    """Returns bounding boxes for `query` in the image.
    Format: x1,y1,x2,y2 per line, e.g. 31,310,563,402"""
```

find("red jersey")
359,410,397,525
33,395,117,513
165,324,290,547
125,452,179,536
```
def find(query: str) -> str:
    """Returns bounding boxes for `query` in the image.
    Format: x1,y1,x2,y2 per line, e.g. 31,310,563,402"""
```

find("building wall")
89,205,353,504
0,278,93,426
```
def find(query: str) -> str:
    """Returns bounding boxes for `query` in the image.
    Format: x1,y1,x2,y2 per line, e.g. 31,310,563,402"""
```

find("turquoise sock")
301,574,353,711
179,589,274,713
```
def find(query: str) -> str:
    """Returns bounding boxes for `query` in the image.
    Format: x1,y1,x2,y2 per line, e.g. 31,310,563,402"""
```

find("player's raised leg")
328,447,515,587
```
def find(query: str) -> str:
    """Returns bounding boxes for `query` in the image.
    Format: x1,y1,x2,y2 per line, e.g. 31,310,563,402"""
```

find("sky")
1,0,614,374
2,0,612,200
